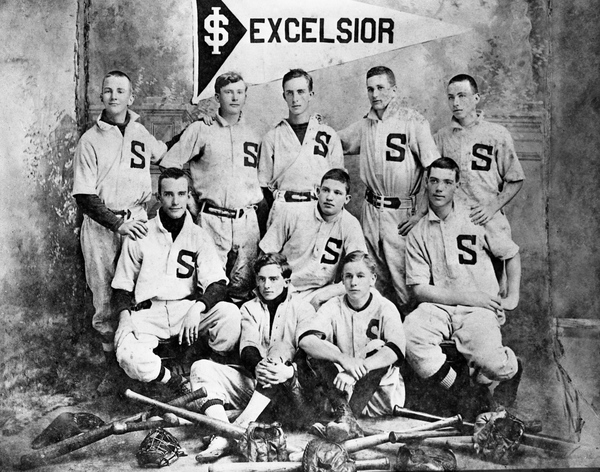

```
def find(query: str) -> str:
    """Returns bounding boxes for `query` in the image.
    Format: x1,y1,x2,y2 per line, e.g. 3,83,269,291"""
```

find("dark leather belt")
201,201,251,219
365,188,413,210
281,190,317,203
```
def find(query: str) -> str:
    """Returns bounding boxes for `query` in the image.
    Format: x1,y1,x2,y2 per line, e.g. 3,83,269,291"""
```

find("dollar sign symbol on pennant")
204,7,229,55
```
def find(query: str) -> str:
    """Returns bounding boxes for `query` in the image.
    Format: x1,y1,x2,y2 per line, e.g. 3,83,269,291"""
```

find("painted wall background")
1,0,598,452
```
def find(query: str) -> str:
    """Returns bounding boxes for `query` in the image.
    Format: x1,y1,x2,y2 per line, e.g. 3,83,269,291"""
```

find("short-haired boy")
72,70,167,394
112,168,241,396
259,168,367,309
190,253,316,462
298,251,406,442
404,157,522,420
160,72,262,304
259,69,344,225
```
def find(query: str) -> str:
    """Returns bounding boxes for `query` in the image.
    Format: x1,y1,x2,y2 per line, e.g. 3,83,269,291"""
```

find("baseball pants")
116,300,241,382
190,359,256,411
361,204,413,314
403,302,518,382
197,209,259,303
80,216,124,348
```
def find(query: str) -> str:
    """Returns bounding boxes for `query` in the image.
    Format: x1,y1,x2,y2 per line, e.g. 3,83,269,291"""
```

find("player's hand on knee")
501,293,519,311
334,372,356,394
179,307,202,346
256,358,294,386
115,310,138,347
466,291,502,311
117,219,149,240
339,355,368,381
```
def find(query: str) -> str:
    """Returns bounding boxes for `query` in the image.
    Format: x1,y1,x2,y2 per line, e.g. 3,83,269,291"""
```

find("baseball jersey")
259,202,367,292
160,114,263,208
72,111,167,212
339,99,440,197
239,289,316,362
112,211,227,303
434,114,525,207
259,114,344,192
405,202,519,299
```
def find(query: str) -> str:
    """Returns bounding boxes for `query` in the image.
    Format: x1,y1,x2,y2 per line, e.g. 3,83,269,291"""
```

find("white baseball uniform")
259,201,367,302
190,290,316,410
112,210,241,382
72,111,167,343
339,100,440,311
259,114,344,224
403,202,519,382
434,113,525,237
300,289,407,416
160,114,263,301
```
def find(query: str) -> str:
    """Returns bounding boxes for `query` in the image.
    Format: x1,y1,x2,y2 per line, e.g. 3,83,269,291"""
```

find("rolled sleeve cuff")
385,342,405,365
298,330,326,344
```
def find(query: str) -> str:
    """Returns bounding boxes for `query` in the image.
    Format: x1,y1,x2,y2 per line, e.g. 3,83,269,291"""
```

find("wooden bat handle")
125,389,246,439
389,429,460,443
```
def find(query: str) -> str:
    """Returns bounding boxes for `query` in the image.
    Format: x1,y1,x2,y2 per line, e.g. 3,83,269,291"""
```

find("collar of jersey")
450,110,483,130
155,209,192,234
96,110,139,131
366,98,403,122
314,201,344,223
427,202,459,223
252,284,296,305
277,113,320,130
214,111,244,127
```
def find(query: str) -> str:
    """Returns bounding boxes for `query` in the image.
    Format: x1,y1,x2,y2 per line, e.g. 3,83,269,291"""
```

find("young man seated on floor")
188,253,317,463
298,250,406,442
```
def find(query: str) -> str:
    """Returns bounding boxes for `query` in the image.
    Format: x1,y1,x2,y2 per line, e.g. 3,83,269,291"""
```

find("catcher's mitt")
136,427,187,468
236,421,289,462
396,444,457,471
302,439,356,472
473,410,525,464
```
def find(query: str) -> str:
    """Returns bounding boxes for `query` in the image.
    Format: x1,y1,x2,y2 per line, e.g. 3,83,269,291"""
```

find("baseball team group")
72,64,525,462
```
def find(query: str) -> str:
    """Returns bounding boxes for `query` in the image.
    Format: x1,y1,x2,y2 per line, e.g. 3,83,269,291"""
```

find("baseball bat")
19,388,207,469
392,406,579,455
422,436,556,460
125,389,247,439
199,457,390,472
342,414,462,453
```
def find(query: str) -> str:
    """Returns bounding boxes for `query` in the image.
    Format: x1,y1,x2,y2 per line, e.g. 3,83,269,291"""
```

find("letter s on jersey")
177,250,198,278
471,144,493,171
320,238,342,265
314,131,331,158
385,133,406,162
243,142,259,168
130,141,146,169
457,235,477,265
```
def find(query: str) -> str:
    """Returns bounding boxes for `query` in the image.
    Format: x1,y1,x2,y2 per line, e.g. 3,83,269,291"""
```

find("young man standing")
259,69,344,225
72,70,167,394
160,72,262,304
112,168,241,396
434,74,524,232
189,253,316,462
339,66,440,314
404,157,523,421
298,251,406,442
259,169,367,309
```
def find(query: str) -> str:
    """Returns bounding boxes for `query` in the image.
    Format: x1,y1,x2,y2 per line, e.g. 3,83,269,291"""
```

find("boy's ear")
345,194,351,205
128,93,135,107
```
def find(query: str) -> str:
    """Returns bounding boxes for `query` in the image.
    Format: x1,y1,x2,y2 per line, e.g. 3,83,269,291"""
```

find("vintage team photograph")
0,0,598,470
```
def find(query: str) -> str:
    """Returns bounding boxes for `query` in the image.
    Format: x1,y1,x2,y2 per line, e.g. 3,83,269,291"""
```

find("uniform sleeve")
298,299,335,343
268,299,316,362
258,209,288,254
496,128,525,183
159,122,206,169
195,229,229,291
343,214,368,254
411,116,441,169
380,302,407,361
405,226,432,286
338,120,363,155
111,237,143,293
483,215,520,261
258,130,276,188
327,129,345,170
239,303,264,355
72,136,98,196
148,133,168,166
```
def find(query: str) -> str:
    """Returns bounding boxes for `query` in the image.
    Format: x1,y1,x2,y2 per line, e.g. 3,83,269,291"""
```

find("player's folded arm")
195,279,228,312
